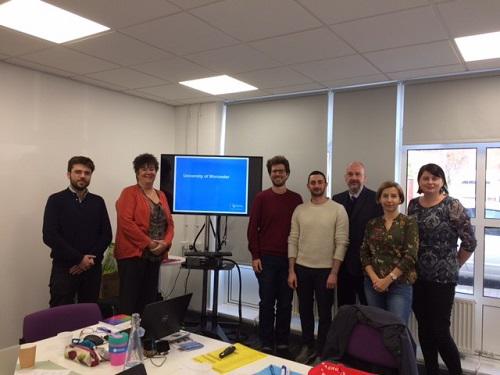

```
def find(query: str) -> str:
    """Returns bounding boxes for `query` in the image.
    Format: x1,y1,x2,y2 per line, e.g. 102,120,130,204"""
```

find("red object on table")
308,361,376,375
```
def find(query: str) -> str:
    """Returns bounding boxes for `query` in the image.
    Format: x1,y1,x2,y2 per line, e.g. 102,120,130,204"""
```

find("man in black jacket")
333,161,382,307
43,156,112,307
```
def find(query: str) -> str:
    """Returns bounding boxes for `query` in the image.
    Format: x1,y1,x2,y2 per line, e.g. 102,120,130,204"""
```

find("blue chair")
21,303,102,343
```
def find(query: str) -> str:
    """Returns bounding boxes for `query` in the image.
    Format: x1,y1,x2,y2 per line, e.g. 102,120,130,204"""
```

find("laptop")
141,293,192,341
0,345,19,375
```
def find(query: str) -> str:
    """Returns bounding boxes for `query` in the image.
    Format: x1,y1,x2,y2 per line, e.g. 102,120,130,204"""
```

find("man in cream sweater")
288,170,349,363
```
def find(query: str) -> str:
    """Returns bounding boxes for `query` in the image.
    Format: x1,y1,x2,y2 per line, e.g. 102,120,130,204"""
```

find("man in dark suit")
333,161,383,307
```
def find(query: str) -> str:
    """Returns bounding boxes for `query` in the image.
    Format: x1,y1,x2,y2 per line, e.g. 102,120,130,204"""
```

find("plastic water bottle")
123,313,144,370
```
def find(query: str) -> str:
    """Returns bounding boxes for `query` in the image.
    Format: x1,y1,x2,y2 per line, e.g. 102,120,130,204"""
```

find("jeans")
256,255,293,348
49,263,102,307
363,277,412,324
413,280,462,375
295,264,334,353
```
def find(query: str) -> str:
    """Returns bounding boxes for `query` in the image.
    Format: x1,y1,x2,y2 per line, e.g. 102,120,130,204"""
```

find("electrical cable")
184,267,191,295
165,265,182,299
191,223,205,251
221,258,243,341
220,216,228,247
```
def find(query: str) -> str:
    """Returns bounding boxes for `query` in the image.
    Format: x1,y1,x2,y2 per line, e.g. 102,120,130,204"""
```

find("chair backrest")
346,323,398,369
22,303,102,343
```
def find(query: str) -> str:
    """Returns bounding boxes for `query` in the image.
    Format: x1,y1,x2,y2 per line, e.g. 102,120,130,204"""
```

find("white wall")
167,103,225,311
0,62,176,347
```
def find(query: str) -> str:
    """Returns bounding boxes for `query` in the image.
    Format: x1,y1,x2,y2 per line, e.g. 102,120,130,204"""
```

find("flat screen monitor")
160,154,263,216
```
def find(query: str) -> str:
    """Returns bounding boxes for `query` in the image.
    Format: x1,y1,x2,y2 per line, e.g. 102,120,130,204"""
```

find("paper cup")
19,344,36,369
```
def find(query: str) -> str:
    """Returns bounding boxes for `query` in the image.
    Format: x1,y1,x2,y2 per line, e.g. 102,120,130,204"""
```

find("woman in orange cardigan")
115,153,174,315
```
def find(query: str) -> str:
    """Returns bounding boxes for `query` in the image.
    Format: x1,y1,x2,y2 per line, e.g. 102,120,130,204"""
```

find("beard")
310,188,325,197
271,176,287,187
70,178,89,191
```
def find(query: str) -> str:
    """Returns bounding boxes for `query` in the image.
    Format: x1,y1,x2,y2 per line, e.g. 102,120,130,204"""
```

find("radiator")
292,295,475,354
409,297,475,354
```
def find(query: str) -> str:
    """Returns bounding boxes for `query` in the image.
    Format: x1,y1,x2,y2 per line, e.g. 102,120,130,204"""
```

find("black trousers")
413,280,462,375
49,263,102,307
337,267,367,307
256,255,293,348
295,264,334,353
117,257,161,315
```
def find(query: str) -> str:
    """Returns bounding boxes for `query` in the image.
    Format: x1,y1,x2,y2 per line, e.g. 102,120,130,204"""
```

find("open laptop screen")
141,294,192,340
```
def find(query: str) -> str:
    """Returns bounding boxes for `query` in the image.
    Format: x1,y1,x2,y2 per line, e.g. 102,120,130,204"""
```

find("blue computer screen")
173,156,249,215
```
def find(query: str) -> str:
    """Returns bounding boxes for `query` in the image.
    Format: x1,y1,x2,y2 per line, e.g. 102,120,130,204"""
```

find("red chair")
21,303,102,343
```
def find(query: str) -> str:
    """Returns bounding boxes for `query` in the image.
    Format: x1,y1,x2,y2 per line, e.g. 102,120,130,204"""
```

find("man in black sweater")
43,156,112,307
333,161,383,307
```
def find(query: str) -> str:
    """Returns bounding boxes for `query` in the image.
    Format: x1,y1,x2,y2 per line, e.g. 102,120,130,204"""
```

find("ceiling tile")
364,40,460,73
169,0,221,10
138,83,209,100
250,28,355,64
216,89,269,101
71,76,127,91
465,58,500,72
5,57,74,77
45,0,181,29
191,0,321,41
132,57,214,82
0,27,53,56
125,89,176,104
267,82,327,95
325,74,390,89
186,44,280,74
331,6,448,52
387,64,465,80
236,67,313,89
176,97,221,104
438,0,500,37
297,0,428,25
20,47,119,75
122,13,237,55
85,68,168,89
293,55,380,82
67,32,175,66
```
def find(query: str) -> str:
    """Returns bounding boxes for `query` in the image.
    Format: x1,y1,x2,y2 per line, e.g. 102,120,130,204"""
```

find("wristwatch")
389,272,398,281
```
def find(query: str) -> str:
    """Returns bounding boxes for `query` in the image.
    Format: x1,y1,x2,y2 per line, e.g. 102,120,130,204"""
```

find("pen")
97,326,112,334
280,365,289,375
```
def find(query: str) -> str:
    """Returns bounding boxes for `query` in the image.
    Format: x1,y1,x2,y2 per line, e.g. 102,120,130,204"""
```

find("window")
486,148,500,219
405,144,500,302
406,149,477,218
406,148,477,294
484,227,500,298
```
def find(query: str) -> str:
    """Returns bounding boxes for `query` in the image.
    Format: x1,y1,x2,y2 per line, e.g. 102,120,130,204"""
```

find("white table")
17,328,311,375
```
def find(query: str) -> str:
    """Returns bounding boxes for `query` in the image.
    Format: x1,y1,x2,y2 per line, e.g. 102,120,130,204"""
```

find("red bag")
308,361,376,375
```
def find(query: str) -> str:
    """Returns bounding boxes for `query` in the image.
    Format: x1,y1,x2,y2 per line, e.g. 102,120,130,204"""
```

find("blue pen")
269,365,276,375
97,326,112,334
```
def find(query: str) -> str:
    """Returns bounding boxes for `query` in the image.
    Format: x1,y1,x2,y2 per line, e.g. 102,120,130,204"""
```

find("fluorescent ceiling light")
180,75,258,95
0,0,109,44
455,31,500,62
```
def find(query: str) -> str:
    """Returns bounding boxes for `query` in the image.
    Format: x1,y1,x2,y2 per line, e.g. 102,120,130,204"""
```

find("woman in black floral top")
360,181,418,324
408,163,476,375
